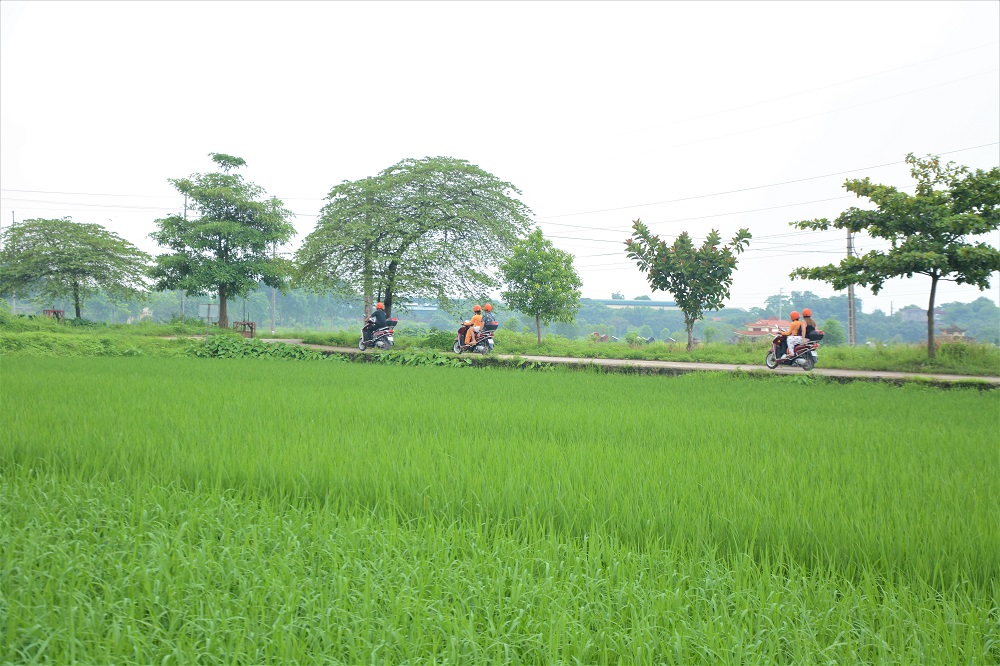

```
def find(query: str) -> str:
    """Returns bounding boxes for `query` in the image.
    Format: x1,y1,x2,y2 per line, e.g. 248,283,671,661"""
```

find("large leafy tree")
500,228,582,344
150,153,295,328
295,156,533,316
789,153,1000,358
0,217,150,318
625,221,751,351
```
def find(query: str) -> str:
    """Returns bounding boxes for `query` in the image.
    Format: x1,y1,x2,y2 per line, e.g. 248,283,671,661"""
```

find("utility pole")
270,244,276,335
777,288,784,322
6,211,14,315
180,195,187,321
847,229,857,346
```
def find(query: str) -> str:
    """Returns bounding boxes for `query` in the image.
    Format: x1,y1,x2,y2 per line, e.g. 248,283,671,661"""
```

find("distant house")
736,316,789,339
900,308,944,323
937,324,970,343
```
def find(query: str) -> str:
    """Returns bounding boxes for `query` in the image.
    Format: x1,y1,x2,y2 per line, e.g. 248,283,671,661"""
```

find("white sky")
2,0,998,314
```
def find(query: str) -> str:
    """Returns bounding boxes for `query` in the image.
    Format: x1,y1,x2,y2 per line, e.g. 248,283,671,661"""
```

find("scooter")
765,333,821,372
358,317,398,351
454,321,499,354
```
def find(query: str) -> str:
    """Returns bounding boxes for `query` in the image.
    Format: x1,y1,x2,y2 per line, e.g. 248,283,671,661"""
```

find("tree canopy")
500,228,582,344
0,217,150,318
149,153,295,328
294,156,533,316
625,221,751,350
789,153,1000,357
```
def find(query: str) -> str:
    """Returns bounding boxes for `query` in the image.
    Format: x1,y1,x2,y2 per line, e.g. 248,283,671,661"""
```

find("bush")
417,328,456,350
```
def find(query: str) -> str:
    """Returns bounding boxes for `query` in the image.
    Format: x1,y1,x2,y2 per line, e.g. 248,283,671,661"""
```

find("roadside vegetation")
3,312,997,376
3,358,997,664
293,328,1000,377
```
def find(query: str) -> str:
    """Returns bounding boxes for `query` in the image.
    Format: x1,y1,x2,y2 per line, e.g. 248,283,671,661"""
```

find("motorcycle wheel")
358,337,367,351
765,351,779,369
453,341,462,354
801,356,815,372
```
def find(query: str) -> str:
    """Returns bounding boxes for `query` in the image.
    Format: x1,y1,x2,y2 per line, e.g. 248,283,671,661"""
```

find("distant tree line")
2,151,997,354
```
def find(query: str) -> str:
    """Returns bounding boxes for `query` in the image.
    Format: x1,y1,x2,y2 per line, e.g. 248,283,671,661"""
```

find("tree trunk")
72,281,82,319
384,261,397,316
927,273,938,359
535,313,542,345
686,323,694,352
362,243,373,318
218,285,229,329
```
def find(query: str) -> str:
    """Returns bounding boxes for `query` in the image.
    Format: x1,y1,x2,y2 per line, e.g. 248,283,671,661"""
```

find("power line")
4,143,994,227
535,141,998,220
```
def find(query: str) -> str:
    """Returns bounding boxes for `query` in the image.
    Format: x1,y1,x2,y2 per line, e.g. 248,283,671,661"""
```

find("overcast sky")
2,1,998,315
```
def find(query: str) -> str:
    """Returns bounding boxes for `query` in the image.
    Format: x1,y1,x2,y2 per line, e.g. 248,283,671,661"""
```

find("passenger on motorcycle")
465,304,483,345
363,302,388,343
802,308,819,340
482,303,497,326
780,311,805,359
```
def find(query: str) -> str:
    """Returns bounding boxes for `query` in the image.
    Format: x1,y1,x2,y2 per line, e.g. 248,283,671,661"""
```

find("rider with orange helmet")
802,308,817,340
363,301,388,343
482,303,497,326
780,311,806,359
465,304,484,345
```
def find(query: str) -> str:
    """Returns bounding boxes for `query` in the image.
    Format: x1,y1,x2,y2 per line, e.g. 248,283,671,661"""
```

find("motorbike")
454,321,499,354
358,316,398,351
765,332,822,372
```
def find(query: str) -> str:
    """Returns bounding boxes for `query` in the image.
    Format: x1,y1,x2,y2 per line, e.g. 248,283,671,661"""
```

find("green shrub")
416,328,455,350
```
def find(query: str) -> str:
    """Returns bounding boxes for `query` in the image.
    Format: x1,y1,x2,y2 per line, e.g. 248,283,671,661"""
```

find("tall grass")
2,358,998,663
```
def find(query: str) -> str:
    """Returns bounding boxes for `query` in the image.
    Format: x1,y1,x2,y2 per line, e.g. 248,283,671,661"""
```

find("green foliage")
789,154,1000,358
626,220,751,351
295,156,533,316
0,218,150,319
191,335,347,361
371,348,471,368
416,328,457,350
821,318,847,346
500,229,583,344
150,153,295,328
0,332,190,357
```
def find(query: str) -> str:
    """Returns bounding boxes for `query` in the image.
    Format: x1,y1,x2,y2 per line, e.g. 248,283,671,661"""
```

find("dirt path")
258,339,1000,385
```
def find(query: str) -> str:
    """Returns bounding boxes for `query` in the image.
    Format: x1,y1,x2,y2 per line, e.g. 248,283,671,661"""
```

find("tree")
149,153,295,329
625,220,751,351
820,318,847,346
500,229,582,344
295,156,533,317
789,153,1000,358
0,217,150,319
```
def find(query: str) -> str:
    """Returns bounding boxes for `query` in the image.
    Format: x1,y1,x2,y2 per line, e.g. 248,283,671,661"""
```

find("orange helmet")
473,305,481,312
484,303,492,312
375,302,384,310
790,311,800,320
802,308,812,317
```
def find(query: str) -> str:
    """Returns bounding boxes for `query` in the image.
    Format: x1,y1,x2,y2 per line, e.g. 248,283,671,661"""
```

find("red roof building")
736,316,790,337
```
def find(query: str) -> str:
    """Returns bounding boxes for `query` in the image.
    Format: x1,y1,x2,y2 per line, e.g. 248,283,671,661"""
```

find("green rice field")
2,357,998,664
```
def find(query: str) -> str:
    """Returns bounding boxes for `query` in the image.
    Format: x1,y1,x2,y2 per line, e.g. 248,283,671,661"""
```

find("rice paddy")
2,357,998,664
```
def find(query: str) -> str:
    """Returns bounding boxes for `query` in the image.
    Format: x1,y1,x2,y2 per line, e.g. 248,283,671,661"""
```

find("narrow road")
260,339,1000,385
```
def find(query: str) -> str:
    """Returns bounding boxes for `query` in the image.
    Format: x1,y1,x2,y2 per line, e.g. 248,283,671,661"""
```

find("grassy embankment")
3,357,998,664
297,327,1000,376
3,309,998,375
